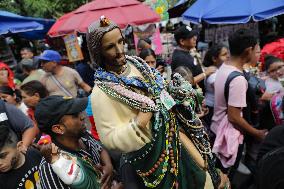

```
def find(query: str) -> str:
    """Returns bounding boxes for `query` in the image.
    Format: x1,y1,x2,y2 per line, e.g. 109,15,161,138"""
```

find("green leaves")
0,0,88,18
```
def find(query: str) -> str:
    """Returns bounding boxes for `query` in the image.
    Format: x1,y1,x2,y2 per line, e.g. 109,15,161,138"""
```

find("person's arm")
71,68,92,94
260,91,274,101
21,127,39,150
194,66,217,84
227,77,266,141
91,87,152,153
227,106,265,140
98,149,114,189
39,159,74,189
5,103,39,151
79,81,92,94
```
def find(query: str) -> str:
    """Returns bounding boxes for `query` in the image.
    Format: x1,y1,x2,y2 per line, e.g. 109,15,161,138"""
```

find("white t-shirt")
265,77,283,93
205,71,217,107
18,102,28,115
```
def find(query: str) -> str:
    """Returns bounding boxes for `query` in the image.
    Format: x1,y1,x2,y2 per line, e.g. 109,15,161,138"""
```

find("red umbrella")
48,0,160,37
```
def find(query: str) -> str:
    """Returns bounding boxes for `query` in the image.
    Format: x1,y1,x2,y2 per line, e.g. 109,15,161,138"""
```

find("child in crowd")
0,125,42,189
264,55,284,93
0,86,28,115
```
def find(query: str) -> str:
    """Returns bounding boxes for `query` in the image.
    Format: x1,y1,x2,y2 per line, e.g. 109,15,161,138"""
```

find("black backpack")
224,71,266,125
256,146,284,189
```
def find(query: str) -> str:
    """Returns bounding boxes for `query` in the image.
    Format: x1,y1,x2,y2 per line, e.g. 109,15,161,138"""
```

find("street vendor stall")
0,10,54,68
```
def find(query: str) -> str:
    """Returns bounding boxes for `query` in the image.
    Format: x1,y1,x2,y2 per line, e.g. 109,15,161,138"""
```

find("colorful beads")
95,56,216,188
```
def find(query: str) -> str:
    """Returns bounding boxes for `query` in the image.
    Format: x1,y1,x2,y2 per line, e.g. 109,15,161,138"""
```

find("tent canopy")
0,10,43,35
0,10,54,39
48,0,160,37
182,0,284,24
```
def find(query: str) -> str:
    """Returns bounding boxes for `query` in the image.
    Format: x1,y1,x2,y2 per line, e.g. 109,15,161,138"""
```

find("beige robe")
91,63,152,153
91,62,214,188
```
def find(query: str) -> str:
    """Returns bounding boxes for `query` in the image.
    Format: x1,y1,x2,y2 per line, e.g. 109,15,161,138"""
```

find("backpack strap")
224,71,245,103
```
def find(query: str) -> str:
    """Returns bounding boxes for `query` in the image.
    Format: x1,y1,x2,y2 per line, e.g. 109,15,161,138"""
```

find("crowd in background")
0,20,284,189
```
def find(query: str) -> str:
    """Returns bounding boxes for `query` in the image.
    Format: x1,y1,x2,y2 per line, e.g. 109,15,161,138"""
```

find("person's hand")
261,92,275,101
96,164,113,189
156,65,164,73
38,143,60,163
202,107,209,116
197,111,206,118
201,100,209,115
111,181,123,189
255,129,268,141
218,171,230,189
204,66,217,76
136,111,153,128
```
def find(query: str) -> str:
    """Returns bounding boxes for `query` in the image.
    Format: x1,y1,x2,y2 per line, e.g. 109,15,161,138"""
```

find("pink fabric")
212,115,244,168
210,63,247,167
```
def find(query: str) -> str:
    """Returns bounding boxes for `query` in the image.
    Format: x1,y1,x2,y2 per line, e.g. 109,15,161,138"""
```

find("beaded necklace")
95,56,220,188
95,56,179,188
169,73,221,188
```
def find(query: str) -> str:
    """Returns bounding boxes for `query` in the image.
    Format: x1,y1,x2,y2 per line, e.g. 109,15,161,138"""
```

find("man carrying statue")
88,16,229,189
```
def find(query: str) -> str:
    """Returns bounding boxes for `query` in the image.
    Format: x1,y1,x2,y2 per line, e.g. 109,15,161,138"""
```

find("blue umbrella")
182,0,284,24
182,0,227,24
253,0,284,21
0,11,43,35
18,17,55,40
0,20,43,35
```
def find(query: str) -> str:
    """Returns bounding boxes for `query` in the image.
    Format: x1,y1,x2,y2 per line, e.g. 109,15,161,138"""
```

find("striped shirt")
39,133,102,189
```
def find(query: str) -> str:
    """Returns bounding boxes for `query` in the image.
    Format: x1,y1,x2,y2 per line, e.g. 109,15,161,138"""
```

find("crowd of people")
0,16,284,189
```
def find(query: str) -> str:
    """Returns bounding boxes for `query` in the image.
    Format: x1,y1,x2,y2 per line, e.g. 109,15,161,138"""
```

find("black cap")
174,25,198,44
20,58,35,69
35,96,88,132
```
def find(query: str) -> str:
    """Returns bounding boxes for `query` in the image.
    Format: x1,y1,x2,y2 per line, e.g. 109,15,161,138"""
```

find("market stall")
0,10,54,68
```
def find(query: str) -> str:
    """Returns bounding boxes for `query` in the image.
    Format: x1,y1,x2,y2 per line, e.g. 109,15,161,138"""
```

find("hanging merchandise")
160,32,175,63
63,33,84,62
133,24,163,55
204,23,259,44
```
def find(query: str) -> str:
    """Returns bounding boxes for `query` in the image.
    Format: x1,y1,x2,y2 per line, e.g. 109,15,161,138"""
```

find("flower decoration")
100,15,110,27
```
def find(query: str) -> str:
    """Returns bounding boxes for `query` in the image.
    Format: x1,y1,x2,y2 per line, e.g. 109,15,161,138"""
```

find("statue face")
101,28,126,68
